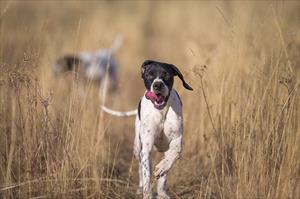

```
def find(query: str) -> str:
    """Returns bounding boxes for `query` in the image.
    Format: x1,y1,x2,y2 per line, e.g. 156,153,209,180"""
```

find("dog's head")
53,55,81,74
141,60,193,109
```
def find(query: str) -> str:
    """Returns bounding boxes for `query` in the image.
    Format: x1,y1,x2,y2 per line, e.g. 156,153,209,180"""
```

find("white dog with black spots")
103,60,193,199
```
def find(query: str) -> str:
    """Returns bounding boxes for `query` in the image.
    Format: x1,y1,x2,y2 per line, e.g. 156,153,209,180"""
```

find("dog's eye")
162,74,170,81
146,72,155,79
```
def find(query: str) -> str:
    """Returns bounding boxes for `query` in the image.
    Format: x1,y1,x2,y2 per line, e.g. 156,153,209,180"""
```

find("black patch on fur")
138,99,141,120
64,55,81,71
55,55,82,73
141,61,174,92
174,90,182,106
141,60,193,92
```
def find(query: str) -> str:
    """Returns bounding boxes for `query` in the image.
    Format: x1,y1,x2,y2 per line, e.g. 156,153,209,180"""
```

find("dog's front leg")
155,135,182,198
139,128,155,199
154,135,182,198
156,173,169,199
154,135,182,177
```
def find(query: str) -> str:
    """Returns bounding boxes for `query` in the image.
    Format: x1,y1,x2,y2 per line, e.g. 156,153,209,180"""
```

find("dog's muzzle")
153,81,164,92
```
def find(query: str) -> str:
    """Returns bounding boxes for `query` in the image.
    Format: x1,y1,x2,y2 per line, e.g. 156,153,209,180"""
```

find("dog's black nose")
153,82,164,91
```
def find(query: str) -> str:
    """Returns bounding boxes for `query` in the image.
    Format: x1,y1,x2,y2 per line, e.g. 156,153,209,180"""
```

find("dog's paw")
153,159,172,177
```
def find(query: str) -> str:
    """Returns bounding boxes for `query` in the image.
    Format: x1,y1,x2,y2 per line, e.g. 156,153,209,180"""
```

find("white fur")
102,59,193,198
102,106,137,116
133,89,183,199
102,90,184,199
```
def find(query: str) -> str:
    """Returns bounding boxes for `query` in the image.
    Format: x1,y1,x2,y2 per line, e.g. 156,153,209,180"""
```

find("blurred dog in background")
53,36,122,94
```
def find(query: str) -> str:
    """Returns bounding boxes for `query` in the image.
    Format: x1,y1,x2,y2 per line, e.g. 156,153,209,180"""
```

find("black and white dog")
53,37,122,93
103,60,193,199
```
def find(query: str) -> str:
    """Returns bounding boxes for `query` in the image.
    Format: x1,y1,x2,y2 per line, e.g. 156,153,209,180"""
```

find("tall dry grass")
0,1,299,199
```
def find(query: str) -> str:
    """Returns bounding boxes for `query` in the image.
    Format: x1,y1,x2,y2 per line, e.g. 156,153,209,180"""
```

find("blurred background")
0,1,299,198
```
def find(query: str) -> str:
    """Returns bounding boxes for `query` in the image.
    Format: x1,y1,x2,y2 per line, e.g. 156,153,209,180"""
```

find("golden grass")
0,1,299,198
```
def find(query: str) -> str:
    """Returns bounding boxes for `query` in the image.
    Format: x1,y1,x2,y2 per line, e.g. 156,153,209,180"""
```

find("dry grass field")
0,1,300,199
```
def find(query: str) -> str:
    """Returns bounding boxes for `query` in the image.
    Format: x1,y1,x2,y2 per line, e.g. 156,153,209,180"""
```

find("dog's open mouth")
145,91,167,109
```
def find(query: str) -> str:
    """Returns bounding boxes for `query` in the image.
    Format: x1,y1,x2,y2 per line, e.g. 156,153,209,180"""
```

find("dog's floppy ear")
141,60,154,77
169,64,193,91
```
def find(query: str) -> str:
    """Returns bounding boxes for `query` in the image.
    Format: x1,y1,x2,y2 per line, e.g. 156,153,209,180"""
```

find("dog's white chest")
140,90,183,152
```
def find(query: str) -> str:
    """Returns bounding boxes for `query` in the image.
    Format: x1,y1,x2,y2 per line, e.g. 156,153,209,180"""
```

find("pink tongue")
145,91,165,104
145,91,157,101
